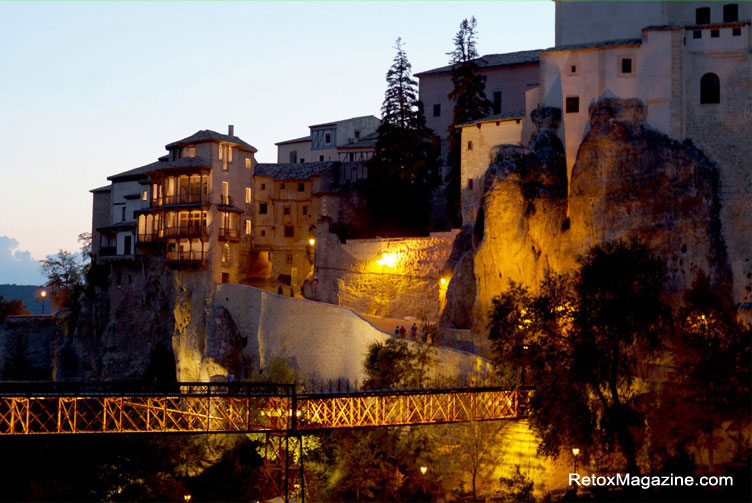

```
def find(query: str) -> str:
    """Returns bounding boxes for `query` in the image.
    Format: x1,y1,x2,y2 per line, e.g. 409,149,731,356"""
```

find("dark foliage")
0,295,29,322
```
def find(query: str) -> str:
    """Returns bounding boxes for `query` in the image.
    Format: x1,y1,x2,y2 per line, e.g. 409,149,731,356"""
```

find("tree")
40,249,85,311
366,38,442,236
0,296,30,322
489,240,671,474
363,338,435,390
446,17,493,227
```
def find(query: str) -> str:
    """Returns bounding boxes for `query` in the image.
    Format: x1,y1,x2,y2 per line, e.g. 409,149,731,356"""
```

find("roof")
107,160,163,182
97,221,136,232
90,185,112,194
338,131,379,150
254,162,340,180
275,135,311,146
457,111,526,128
541,38,642,55
143,156,212,175
165,129,256,152
309,114,379,129
416,50,541,76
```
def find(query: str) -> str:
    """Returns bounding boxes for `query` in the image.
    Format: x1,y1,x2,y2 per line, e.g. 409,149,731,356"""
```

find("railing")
219,227,240,241
152,194,209,207
163,225,208,239
166,250,207,262
99,246,117,256
0,383,528,435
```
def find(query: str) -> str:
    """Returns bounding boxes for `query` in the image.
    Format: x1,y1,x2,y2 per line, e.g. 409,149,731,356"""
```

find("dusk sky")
0,1,554,285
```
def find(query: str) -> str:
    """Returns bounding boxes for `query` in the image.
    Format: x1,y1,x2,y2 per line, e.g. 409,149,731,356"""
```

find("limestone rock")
200,305,249,380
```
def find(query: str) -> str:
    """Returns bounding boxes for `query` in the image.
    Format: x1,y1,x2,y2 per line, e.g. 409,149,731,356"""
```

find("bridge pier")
263,432,305,502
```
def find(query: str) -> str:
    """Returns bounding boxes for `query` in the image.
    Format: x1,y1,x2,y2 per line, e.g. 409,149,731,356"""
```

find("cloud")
0,236,45,285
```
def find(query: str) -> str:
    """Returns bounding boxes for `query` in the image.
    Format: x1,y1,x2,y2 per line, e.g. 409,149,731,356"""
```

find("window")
433,104,441,117
299,158,305,163
221,272,230,283
219,144,232,170
289,151,297,163
260,230,266,237
724,4,738,22
222,182,229,204
492,91,502,114
711,29,720,38
284,226,294,238
222,244,230,264
124,235,132,255
281,183,285,190
700,73,720,104
693,30,702,39
733,27,742,36
283,206,291,216
354,130,360,139
142,190,148,201
260,183,266,191
302,205,309,216
468,178,474,190
319,155,324,162
286,253,293,264
324,133,331,144
467,141,473,150
570,65,577,74
245,158,251,169
245,187,251,204
245,219,251,235
259,202,268,214
349,152,355,162
620,58,633,74
297,183,304,192
565,96,579,113
122,206,126,221
184,145,195,158
696,7,710,24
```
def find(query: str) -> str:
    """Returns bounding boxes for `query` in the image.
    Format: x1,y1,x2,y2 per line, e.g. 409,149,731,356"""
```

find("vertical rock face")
442,98,733,331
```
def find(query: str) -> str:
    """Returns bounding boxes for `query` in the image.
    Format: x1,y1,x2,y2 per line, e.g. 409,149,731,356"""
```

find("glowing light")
420,466,428,475
572,448,580,456
184,495,192,502
376,252,397,267
440,277,447,285
308,238,316,246
40,290,47,298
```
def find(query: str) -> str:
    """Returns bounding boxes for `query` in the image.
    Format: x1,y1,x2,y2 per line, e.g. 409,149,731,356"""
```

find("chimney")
228,125,234,136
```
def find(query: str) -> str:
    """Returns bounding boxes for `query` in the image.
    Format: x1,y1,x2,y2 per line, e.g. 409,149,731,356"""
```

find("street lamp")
572,447,580,473
420,466,428,475
40,290,47,315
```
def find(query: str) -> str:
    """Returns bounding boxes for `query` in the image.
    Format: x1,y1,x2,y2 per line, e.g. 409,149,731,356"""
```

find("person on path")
410,323,418,340
399,326,406,338
394,325,400,337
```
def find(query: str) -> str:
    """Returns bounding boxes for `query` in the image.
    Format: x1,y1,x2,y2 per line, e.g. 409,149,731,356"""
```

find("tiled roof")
339,131,379,149
275,135,311,146
457,111,526,127
255,162,340,180
309,115,379,129
416,50,541,76
165,129,256,151
541,38,642,55
107,161,163,182
144,156,212,174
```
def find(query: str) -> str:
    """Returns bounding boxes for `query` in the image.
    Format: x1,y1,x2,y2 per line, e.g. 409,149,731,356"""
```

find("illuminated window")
245,188,251,204
222,243,230,263
222,182,229,204
142,190,148,201
184,145,196,158
245,158,251,169
245,219,251,235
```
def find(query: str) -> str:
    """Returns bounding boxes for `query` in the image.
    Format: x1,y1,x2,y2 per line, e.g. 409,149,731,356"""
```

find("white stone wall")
460,119,524,226
311,230,461,320
213,283,490,384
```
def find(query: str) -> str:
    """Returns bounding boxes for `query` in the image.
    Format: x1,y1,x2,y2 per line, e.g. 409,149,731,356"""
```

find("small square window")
260,230,266,237
693,30,702,39
733,27,742,36
711,29,720,38
433,104,441,117
286,253,293,264
283,206,291,216
571,65,577,74
260,183,266,190
284,226,294,238
325,133,331,144
281,183,285,190
468,178,474,190
319,155,324,162
467,141,473,150
565,96,579,114
621,58,632,74
303,205,309,216
354,130,360,139
298,183,304,192
259,202,268,215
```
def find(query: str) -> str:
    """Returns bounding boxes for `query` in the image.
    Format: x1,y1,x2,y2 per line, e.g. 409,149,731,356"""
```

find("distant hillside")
0,284,45,314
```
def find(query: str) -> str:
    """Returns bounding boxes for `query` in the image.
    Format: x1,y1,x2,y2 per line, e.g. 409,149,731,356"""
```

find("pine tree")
446,17,493,227
367,38,441,235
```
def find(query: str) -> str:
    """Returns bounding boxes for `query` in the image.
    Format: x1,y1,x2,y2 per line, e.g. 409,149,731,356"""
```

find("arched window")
700,73,720,104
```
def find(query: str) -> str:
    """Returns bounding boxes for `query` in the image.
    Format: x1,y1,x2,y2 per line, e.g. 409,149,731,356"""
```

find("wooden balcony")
166,250,207,262
219,227,241,242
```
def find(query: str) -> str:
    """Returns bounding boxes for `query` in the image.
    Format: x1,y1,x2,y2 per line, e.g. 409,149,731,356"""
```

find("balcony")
166,250,207,262
219,227,241,242
99,246,117,256
163,225,209,239
152,193,210,207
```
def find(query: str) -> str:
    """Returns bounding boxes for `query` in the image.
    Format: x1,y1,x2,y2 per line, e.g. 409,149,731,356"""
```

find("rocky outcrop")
200,305,250,381
442,98,732,330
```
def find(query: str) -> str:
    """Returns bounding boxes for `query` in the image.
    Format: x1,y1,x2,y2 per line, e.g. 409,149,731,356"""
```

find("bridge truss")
0,382,529,501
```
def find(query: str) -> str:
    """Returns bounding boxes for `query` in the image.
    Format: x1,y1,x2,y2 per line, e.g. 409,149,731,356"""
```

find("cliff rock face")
443,98,731,330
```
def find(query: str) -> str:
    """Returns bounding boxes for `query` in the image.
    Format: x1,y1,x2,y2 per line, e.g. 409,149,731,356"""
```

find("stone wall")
308,228,461,320
213,283,490,385
0,314,60,380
